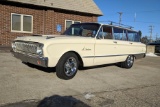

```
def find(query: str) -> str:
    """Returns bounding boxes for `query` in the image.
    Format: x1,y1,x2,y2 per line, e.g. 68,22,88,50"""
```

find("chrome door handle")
113,41,117,43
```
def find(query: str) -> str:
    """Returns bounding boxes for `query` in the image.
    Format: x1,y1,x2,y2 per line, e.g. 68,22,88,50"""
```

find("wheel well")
132,55,136,59
63,51,84,67
126,55,135,60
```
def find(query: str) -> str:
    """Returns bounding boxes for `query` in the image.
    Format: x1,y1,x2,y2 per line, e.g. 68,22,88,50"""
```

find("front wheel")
56,52,79,80
121,55,134,69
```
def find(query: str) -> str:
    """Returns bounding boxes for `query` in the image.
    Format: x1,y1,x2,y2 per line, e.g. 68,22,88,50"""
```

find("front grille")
14,42,38,54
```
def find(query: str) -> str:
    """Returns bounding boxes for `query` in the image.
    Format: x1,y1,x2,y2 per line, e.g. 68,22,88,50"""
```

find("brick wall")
0,2,98,46
54,10,97,34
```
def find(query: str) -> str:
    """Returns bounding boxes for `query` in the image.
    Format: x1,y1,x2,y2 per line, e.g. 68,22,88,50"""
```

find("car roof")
74,22,138,32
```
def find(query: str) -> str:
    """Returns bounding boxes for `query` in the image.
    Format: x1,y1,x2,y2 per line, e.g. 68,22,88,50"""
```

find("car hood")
14,34,95,44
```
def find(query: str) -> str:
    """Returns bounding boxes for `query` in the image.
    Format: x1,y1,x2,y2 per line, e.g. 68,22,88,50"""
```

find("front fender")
45,43,94,67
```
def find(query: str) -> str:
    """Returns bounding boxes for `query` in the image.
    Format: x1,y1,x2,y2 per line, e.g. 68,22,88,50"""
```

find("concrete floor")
0,52,160,107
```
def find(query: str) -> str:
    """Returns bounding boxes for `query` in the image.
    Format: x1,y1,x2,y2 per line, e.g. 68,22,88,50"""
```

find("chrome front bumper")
11,50,48,67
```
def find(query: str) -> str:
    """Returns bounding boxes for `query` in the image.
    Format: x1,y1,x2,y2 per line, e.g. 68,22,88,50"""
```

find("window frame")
11,13,33,33
112,26,140,42
65,20,81,30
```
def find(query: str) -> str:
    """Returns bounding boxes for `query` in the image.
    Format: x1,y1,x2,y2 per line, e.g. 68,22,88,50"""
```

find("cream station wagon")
11,23,146,80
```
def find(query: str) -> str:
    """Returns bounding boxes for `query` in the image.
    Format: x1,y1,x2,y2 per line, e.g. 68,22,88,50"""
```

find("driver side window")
98,25,113,39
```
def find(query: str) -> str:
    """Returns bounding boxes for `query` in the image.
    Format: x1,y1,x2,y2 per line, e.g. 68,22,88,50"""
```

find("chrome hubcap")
64,57,77,76
127,56,134,67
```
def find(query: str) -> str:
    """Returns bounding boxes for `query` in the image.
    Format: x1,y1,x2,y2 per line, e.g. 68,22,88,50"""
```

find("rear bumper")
11,50,48,67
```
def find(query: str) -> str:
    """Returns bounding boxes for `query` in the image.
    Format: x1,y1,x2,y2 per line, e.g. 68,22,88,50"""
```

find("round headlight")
36,45,43,56
12,42,16,49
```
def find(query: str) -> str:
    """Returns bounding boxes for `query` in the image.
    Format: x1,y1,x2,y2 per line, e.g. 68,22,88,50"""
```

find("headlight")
11,42,16,50
36,44,43,56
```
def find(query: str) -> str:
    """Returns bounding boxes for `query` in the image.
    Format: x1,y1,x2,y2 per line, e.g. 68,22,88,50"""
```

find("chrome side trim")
83,53,146,59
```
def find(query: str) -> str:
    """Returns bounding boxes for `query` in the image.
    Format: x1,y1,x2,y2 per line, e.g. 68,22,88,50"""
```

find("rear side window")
113,28,127,41
128,31,140,42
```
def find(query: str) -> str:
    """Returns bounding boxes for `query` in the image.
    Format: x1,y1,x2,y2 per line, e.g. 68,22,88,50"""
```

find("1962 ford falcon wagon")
11,23,146,80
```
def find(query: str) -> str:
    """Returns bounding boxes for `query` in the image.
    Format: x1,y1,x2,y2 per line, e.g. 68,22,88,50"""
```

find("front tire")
121,55,134,69
56,52,79,80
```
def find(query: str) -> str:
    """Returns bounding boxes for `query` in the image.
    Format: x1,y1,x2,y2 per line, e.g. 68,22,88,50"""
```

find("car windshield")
63,23,100,37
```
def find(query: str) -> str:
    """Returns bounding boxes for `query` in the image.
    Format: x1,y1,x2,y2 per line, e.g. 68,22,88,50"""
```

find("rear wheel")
56,52,79,80
121,55,134,69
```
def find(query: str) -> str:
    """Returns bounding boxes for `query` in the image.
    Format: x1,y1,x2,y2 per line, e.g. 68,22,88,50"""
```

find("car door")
113,28,145,62
94,25,117,65
113,28,130,62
